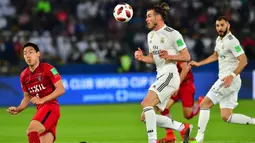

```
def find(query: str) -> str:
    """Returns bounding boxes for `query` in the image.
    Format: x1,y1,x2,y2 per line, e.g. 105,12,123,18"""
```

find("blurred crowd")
0,0,255,75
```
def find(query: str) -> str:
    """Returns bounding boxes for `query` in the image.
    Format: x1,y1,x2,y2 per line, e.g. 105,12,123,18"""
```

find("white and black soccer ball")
113,3,133,22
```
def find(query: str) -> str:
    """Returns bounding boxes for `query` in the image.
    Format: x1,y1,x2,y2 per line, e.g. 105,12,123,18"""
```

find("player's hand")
30,97,45,105
134,48,144,61
189,61,201,67
7,106,19,115
159,50,169,60
222,75,234,88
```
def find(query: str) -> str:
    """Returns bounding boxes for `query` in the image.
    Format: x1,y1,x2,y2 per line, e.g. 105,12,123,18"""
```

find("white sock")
156,115,185,131
227,114,255,125
197,108,210,134
148,139,156,143
143,106,157,141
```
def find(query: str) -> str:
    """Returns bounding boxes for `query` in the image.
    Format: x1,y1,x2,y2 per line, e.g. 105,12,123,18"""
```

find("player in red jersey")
158,62,203,143
7,42,65,143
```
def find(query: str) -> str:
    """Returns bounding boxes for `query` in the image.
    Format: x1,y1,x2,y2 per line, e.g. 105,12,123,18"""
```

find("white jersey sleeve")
171,30,187,51
228,39,244,57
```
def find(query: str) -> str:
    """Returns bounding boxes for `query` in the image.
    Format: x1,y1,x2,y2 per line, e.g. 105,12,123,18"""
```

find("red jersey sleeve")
20,71,28,92
44,63,61,84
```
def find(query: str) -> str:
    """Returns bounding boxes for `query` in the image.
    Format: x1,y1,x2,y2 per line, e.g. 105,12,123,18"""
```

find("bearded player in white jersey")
189,16,255,143
134,2,192,143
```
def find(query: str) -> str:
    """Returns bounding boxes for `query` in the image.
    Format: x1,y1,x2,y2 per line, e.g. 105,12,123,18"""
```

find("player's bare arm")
31,80,65,105
7,92,31,115
134,47,154,64
159,48,190,62
222,53,247,88
179,62,190,83
172,62,190,97
233,53,247,76
190,51,218,67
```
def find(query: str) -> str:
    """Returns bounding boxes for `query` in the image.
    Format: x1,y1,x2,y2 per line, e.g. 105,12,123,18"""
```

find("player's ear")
37,51,41,57
156,14,160,21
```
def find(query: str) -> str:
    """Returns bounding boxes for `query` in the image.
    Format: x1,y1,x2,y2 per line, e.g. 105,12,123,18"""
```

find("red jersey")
20,62,61,109
177,62,194,85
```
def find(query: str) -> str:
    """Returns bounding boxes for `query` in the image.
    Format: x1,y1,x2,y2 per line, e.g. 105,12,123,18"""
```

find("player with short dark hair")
7,42,65,143
190,16,255,142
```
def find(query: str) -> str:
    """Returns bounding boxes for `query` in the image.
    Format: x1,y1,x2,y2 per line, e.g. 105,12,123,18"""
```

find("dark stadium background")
0,0,254,143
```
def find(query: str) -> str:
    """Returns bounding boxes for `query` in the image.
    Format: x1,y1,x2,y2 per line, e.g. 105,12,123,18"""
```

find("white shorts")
206,76,241,109
149,73,180,111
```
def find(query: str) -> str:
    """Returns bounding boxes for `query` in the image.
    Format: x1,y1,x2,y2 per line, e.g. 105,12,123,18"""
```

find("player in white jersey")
134,2,192,143
189,16,255,143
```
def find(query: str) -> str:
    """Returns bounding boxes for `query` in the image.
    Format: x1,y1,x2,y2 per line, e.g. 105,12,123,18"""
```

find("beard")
218,27,228,37
147,21,157,30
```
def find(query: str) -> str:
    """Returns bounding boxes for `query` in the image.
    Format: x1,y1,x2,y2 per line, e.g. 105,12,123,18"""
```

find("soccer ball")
113,3,133,22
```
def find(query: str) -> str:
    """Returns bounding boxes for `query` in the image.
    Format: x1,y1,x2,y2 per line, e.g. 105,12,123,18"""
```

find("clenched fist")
159,50,169,59
189,61,201,67
7,106,19,115
134,48,144,61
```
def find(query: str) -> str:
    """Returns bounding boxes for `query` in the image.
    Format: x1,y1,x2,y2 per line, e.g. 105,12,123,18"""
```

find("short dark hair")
148,2,170,21
23,42,39,52
216,16,229,22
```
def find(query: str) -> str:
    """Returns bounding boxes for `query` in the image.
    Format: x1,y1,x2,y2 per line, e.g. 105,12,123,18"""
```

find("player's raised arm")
160,48,190,62
7,92,31,115
134,47,154,64
189,51,218,67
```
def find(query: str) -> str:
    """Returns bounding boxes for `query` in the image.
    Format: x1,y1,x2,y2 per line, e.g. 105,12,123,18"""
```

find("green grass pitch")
0,100,255,143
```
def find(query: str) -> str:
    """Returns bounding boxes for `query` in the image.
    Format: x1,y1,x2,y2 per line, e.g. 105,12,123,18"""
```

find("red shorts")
171,83,195,108
32,103,60,142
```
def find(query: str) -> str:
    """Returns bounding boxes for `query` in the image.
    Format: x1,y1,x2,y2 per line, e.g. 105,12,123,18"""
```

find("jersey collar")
154,24,166,32
218,32,232,41
28,62,41,73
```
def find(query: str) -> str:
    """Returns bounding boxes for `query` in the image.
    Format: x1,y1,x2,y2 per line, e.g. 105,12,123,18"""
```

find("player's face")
146,10,157,30
23,46,40,66
216,20,229,37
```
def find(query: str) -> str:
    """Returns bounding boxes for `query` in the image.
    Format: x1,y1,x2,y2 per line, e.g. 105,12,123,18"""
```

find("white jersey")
147,25,187,76
214,32,245,79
